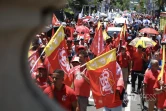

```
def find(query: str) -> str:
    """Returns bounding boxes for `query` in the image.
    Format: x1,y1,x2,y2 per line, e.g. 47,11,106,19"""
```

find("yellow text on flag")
44,26,65,56
86,48,116,70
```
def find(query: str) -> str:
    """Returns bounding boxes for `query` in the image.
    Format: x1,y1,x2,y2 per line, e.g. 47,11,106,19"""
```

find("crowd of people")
29,12,166,111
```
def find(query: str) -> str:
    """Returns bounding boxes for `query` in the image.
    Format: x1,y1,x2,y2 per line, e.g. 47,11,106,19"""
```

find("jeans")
103,105,122,111
131,71,144,90
77,96,88,111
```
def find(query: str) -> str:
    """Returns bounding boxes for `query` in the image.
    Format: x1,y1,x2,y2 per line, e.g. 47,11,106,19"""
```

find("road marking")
125,77,131,111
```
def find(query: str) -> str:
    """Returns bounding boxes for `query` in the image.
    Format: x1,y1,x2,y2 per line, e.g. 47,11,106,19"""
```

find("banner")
86,49,117,108
44,26,71,86
28,51,40,72
90,23,104,56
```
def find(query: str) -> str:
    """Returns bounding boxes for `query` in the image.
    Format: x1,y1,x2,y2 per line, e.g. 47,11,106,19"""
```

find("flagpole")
162,45,165,81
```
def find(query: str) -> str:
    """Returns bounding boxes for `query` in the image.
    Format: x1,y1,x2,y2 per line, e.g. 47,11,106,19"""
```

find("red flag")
52,14,60,36
44,26,71,86
65,26,75,39
86,49,117,109
90,24,104,56
52,14,60,26
28,50,40,72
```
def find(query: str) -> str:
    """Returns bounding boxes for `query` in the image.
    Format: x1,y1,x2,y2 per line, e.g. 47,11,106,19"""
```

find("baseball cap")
37,63,46,69
127,36,132,40
71,56,80,63
80,36,84,40
67,37,73,41
121,45,126,49
78,45,85,50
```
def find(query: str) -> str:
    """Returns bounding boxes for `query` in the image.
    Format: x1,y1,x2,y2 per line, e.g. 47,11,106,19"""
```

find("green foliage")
139,0,146,13
113,0,130,11
64,7,74,14
67,0,89,11
155,0,166,12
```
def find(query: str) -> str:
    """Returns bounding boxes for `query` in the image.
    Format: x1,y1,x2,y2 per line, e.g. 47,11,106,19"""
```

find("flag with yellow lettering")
44,26,71,86
86,48,117,109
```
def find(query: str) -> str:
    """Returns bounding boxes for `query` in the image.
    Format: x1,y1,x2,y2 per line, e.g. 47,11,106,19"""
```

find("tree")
139,0,146,13
112,0,130,11
155,0,166,13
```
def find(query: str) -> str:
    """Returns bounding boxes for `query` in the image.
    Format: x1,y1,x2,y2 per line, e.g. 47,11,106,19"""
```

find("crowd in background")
28,12,166,111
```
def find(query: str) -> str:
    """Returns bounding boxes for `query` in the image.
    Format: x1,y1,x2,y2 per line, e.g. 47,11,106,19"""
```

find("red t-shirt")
117,52,131,68
132,51,146,71
44,84,77,111
144,70,159,98
70,65,90,97
153,74,166,109
36,77,48,91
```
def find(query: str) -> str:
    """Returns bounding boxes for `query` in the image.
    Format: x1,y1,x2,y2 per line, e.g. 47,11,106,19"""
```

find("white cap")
80,36,84,40
71,57,80,63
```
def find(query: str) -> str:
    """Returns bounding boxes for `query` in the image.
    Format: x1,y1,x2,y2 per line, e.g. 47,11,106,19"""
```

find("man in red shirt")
131,45,148,93
117,46,131,90
144,60,160,111
43,69,78,111
70,51,90,111
32,63,48,91
153,73,166,111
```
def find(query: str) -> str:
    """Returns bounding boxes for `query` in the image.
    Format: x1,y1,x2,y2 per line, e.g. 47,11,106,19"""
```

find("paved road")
87,76,148,111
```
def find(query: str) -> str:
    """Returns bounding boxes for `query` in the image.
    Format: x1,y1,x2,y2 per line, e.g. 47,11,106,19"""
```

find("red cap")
37,63,45,69
78,45,85,50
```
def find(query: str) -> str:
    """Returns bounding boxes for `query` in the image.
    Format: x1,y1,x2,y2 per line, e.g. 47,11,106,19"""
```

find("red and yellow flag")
86,48,117,109
44,26,71,85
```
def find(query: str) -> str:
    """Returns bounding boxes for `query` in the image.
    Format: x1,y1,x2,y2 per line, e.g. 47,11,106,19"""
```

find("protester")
117,46,131,90
131,45,148,93
144,60,160,111
33,63,48,90
43,69,78,111
153,74,166,111
70,51,90,111
147,52,162,70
